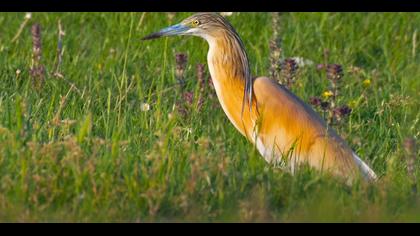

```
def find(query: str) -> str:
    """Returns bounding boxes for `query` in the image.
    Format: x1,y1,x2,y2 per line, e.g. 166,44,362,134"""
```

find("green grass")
0,12,419,222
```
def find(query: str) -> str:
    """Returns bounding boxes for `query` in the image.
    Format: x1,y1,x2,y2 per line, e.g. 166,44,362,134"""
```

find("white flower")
140,103,150,112
25,13,32,20
291,57,314,68
16,69,21,75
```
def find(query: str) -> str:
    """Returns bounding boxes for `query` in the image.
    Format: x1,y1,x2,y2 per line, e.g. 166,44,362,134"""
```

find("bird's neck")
205,35,257,139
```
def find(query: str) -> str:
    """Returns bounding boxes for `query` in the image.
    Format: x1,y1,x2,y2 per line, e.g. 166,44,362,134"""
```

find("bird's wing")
252,76,359,178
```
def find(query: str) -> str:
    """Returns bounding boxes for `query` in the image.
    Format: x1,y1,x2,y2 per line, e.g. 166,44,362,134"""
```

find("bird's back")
252,76,374,181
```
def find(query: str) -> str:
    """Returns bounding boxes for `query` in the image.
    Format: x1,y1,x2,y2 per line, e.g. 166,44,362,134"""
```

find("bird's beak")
142,23,190,40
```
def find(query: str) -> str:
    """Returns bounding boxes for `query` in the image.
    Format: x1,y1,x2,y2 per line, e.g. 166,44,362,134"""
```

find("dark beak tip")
141,33,162,41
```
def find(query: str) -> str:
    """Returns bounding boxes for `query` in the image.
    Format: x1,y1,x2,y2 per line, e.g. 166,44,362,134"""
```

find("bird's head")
142,13,234,41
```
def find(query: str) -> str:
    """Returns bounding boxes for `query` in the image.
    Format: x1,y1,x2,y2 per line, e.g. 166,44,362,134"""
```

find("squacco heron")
142,13,377,183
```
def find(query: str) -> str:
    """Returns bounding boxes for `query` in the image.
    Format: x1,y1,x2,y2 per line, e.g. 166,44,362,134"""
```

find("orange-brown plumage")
209,37,358,179
142,13,377,183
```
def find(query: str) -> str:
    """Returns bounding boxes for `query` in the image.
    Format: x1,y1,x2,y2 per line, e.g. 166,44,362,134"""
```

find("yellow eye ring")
192,20,200,26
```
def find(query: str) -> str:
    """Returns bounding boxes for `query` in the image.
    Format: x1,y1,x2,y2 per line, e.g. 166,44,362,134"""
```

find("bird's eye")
192,20,200,26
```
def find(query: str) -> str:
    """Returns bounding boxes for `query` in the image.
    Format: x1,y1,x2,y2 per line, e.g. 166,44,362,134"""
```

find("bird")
142,13,377,183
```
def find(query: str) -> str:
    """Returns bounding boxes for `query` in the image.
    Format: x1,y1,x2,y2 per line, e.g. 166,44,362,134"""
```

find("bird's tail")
352,153,377,182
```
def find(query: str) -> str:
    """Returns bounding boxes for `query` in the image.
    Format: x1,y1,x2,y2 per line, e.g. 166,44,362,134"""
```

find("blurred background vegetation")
0,12,418,222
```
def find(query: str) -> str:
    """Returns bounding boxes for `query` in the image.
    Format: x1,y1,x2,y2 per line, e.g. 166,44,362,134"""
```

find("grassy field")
0,12,419,222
